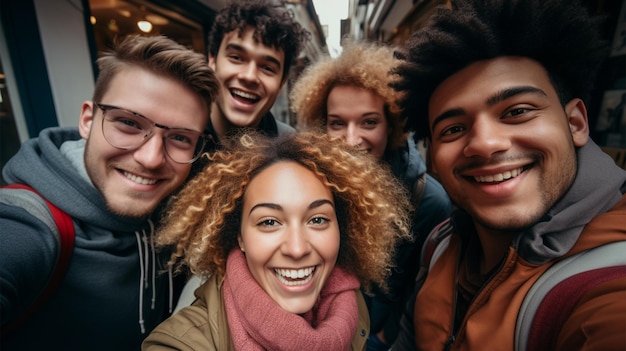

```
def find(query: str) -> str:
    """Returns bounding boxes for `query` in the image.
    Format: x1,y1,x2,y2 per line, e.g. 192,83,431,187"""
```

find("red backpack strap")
1,183,75,335
516,241,626,351
526,266,626,351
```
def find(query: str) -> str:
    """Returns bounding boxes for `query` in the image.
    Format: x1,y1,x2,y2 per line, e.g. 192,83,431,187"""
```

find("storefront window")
88,0,206,54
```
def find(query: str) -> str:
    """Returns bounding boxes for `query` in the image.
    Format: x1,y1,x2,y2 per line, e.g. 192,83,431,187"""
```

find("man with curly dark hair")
176,0,311,311
391,0,626,350
206,0,309,143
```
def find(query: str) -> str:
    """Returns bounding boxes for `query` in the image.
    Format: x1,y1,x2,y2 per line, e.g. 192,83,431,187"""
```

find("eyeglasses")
95,102,208,164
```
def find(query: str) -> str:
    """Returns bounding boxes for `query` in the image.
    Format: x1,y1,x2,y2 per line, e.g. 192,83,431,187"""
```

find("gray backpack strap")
515,240,626,351
0,187,60,236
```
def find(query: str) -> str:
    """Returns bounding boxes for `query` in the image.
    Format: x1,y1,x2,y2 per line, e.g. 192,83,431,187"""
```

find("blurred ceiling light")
137,20,153,33
145,14,169,25
90,16,96,25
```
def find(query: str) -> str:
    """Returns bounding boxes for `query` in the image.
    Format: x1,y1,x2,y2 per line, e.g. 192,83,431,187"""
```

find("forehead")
327,85,385,110
101,67,209,130
220,27,285,64
429,57,556,114
244,161,332,204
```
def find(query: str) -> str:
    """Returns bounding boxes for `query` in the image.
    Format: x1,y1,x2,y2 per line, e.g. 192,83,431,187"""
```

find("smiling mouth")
123,171,157,185
231,89,260,103
274,266,316,286
473,166,528,183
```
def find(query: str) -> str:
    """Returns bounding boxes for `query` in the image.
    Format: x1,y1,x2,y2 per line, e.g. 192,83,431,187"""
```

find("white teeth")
274,267,315,286
474,167,522,183
124,171,157,185
232,89,258,100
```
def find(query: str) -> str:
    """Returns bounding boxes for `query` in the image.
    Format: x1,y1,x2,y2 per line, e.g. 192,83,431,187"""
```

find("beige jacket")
142,275,370,350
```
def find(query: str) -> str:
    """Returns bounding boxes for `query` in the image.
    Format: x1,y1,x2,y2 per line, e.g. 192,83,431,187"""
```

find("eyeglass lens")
101,107,206,164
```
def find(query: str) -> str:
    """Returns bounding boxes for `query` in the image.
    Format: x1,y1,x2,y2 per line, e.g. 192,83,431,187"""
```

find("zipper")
443,244,513,350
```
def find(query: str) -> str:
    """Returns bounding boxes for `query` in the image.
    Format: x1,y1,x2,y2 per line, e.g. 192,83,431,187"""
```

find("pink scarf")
223,249,360,351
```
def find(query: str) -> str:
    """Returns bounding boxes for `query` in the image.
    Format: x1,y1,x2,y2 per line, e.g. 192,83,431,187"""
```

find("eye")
441,125,465,136
261,64,278,75
109,114,144,133
167,132,195,148
363,119,381,128
327,119,345,128
258,218,280,227
227,54,243,63
308,216,330,227
503,107,531,118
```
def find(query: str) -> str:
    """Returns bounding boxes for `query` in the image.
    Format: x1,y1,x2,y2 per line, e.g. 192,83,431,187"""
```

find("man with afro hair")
391,0,626,350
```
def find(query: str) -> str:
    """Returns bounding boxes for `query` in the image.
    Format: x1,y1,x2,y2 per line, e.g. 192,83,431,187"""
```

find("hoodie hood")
3,127,146,231
514,141,626,264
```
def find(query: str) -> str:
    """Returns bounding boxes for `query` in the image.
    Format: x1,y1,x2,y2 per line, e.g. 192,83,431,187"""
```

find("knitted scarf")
223,249,360,350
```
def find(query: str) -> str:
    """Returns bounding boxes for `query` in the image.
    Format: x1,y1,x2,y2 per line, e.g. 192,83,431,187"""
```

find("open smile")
274,266,316,286
471,165,531,183
122,171,158,185
231,88,260,103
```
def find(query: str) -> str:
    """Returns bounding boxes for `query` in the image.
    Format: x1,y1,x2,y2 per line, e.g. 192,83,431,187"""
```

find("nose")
281,225,311,259
345,125,363,147
463,117,511,158
133,133,167,169
239,62,260,84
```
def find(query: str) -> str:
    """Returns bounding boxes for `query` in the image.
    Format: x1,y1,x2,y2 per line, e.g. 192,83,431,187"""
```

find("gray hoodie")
0,127,172,350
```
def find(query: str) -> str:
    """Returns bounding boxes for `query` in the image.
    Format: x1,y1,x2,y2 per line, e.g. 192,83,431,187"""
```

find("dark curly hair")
208,0,310,80
392,0,610,141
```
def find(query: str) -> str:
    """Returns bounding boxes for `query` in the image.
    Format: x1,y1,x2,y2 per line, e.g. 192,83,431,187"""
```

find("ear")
279,76,288,90
564,98,589,147
208,54,216,72
78,101,95,140
237,235,244,252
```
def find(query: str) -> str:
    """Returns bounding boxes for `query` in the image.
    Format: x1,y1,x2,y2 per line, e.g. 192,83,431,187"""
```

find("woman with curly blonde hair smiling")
290,41,451,349
142,131,411,351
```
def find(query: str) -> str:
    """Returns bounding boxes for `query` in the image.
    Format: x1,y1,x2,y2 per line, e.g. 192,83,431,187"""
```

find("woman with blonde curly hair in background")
142,131,412,351
290,41,451,350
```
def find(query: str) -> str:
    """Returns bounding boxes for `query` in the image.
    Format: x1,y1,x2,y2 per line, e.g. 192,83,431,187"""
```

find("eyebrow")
431,86,548,133
96,103,203,134
248,199,334,215
224,43,282,71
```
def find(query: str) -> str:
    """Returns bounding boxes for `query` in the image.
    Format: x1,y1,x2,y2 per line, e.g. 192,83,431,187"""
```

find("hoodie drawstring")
135,230,146,334
148,220,156,310
134,218,172,334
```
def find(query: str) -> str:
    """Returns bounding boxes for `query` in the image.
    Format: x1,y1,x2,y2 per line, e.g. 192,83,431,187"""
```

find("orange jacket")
413,194,626,351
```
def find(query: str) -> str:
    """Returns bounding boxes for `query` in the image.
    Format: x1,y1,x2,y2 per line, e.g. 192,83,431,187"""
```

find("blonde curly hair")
156,131,412,293
290,41,407,150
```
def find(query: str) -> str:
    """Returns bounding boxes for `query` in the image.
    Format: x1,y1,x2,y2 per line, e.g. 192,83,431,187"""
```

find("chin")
278,299,316,315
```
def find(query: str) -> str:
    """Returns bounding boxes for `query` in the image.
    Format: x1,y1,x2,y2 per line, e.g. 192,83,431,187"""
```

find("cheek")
171,163,192,183
375,129,389,147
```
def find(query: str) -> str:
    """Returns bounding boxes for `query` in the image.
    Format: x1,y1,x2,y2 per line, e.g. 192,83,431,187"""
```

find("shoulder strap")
515,240,626,351
411,172,427,212
1,183,75,335
412,218,453,285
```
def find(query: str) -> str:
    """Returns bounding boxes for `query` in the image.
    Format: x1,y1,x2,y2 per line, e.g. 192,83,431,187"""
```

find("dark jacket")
366,135,452,341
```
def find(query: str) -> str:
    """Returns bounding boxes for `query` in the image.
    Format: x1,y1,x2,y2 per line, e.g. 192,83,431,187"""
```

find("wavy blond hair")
290,41,407,150
156,131,412,293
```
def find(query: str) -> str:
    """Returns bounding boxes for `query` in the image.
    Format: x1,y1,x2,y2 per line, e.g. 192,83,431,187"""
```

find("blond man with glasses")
0,35,218,351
